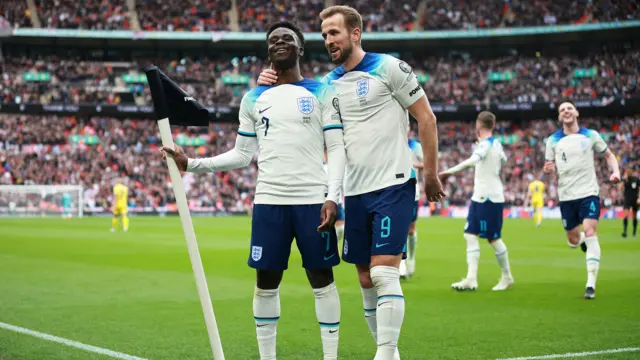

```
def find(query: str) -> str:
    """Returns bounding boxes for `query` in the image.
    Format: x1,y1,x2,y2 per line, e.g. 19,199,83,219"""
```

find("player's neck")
562,122,580,134
478,130,492,141
342,47,366,72
274,66,304,85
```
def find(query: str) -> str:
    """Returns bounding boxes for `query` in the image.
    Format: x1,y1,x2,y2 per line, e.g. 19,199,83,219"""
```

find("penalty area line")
496,347,640,360
0,321,149,360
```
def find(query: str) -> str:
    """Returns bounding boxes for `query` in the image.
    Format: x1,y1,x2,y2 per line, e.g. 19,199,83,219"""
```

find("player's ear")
351,27,361,44
298,47,304,57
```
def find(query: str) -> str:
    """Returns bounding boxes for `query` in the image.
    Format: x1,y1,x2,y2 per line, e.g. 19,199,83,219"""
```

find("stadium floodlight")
143,65,225,360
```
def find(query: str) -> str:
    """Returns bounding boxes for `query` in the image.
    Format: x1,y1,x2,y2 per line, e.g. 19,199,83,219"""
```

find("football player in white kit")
439,112,514,291
543,100,620,299
163,21,346,360
257,6,445,359
400,131,423,279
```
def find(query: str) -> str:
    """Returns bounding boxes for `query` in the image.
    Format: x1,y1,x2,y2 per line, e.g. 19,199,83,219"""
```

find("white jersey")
544,128,608,202
323,53,425,196
471,137,506,203
408,138,423,201
238,79,342,205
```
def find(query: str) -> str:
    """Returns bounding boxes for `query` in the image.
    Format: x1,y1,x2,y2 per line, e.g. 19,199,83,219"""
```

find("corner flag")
144,65,225,360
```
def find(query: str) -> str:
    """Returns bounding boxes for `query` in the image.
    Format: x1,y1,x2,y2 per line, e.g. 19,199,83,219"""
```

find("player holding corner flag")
258,6,445,360
439,112,514,292
543,100,620,300
163,21,346,360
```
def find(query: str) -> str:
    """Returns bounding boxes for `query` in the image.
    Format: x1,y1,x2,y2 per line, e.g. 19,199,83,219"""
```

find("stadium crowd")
1,114,637,212
2,49,639,107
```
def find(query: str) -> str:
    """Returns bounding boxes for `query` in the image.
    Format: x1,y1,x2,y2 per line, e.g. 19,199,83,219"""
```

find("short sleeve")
382,56,424,109
413,142,424,162
473,140,491,159
238,94,257,137
544,137,555,161
319,85,343,131
589,130,608,154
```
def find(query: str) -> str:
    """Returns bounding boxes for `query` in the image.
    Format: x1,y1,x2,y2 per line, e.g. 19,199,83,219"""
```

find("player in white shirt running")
400,132,423,279
258,6,445,360
439,112,514,291
543,100,620,300
163,21,346,360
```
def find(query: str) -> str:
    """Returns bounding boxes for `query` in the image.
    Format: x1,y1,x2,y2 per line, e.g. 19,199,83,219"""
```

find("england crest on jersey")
297,97,314,114
356,79,369,97
251,246,263,261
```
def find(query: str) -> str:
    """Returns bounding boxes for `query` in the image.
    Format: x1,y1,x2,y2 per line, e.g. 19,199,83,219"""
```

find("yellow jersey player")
526,177,546,227
111,179,129,232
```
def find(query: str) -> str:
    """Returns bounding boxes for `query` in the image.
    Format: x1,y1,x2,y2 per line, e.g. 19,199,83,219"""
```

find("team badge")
297,97,314,114
356,79,369,97
398,61,412,73
251,246,263,261
332,97,340,112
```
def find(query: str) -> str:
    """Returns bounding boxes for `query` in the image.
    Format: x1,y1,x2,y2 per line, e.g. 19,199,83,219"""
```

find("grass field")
1,216,639,360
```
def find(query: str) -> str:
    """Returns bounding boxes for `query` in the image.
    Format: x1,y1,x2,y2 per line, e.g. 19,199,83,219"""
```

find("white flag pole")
145,65,225,360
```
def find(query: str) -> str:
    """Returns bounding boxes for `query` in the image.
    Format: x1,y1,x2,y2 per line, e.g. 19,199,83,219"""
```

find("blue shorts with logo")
465,200,504,241
337,203,345,221
248,204,340,270
411,201,419,222
342,179,416,264
559,196,600,231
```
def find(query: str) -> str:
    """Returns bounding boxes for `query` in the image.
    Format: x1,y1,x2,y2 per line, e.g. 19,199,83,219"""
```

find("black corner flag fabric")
143,65,211,127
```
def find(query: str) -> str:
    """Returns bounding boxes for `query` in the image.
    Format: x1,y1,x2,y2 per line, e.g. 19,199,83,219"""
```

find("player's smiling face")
558,102,579,125
321,14,354,65
267,27,302,70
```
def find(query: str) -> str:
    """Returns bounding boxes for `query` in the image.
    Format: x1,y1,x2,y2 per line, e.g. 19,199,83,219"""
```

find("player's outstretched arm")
603,148,621,183
162,135,257,173
408,95,445,202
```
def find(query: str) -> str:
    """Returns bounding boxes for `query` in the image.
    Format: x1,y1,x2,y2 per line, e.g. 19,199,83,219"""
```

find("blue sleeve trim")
323,124,343,131
238,131,257,137
597,146,608,154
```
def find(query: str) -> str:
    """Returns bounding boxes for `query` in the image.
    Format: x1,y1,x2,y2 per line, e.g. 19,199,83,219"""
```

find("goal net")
0,185,84,218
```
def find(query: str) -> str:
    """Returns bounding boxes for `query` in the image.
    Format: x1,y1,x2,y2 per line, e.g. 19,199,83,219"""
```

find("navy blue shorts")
336,203,345,221
411,201,419,222
248,204,340,270
559,196,600,231
465,200,504,240
342,180,416,264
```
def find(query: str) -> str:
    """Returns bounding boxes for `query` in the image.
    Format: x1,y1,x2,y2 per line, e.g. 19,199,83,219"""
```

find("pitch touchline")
0,321,149,360
496,347,640,360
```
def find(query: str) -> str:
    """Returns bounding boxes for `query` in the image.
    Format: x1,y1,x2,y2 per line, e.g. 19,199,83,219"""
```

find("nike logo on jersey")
258,106,272,114
324,254,336,261
375,242,389,248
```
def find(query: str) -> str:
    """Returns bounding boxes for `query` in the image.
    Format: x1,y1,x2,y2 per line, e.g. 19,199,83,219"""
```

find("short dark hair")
558,98,576,109
266,21,305,48
476,111,496,130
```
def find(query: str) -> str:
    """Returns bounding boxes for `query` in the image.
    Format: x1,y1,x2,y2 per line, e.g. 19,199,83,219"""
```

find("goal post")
0,185,84,218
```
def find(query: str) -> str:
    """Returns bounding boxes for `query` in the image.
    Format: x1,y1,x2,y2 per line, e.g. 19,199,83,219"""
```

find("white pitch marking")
497,347,640,360
0,321,149,360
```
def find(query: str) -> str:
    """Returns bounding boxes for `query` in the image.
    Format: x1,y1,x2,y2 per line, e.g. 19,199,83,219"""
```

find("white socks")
407,231,418,274
313,283,341,360
569,232,586,248
491,239,512,277
336,223,345,241
584,235,601,289
371,266,404,360
253,287,280,360
464,233,480,280
361,286,378,342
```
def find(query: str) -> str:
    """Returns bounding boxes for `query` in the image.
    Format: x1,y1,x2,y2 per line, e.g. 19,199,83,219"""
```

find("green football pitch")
1,216,639,360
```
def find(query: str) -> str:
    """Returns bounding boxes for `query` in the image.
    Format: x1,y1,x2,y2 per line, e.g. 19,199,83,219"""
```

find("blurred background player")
400,131,423,279
61,192,73,219
111,178,129,232
525,175,546,227
621,168,639,238
544,100,620,299
439,111,514,291
164,21,346,360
